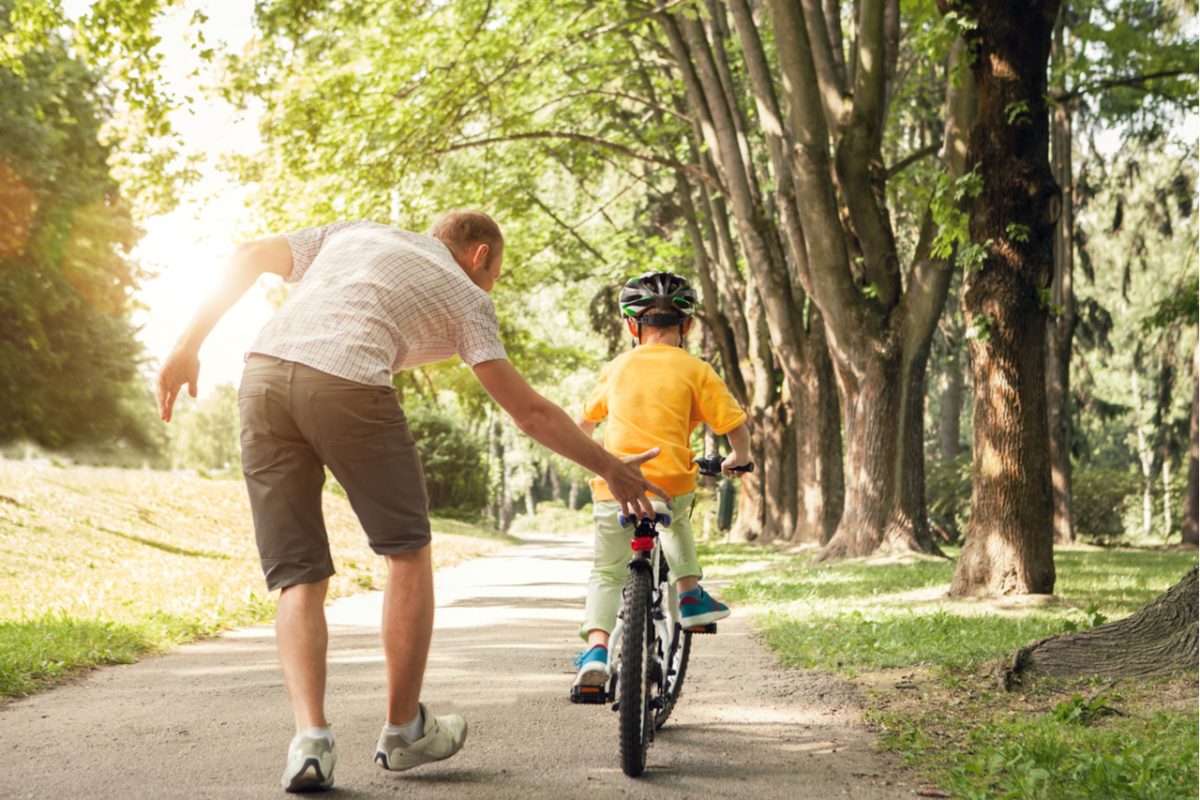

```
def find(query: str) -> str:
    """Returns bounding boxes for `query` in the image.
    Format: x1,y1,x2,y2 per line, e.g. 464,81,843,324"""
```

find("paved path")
0,534,909,799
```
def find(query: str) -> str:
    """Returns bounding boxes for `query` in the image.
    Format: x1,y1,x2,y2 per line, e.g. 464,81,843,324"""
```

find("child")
572,271,752,693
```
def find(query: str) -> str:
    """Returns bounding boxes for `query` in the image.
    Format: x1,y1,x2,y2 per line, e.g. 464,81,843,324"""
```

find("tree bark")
939,336,964,461
949,0,1060,597
1046,10,1077,544
1003,567,1198,685
1183,366,1198,546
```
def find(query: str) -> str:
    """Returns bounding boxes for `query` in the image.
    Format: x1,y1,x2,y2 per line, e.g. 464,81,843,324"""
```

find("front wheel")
618,567,653,777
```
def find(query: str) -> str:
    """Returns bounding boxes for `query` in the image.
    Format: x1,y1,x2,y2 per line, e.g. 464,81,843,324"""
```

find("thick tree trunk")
568,480,580,512
820,348,937,559
1183,366,1198,546
949,0,1060,597
1046,66,1077,544
1003,567,1198,685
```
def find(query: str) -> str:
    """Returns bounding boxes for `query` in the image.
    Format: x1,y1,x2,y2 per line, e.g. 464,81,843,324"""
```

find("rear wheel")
618,567,653,777
654,626,691,729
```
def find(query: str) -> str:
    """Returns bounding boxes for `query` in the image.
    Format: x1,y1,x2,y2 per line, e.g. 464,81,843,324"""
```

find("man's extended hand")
604,448,671,519
156,348,200,422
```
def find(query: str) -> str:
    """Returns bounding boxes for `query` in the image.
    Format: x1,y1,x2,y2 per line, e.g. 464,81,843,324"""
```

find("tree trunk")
792,315,844,544
939,340,964,461
568,479,580,512
1003,567,1198,685
1046,29,1077,544
820,348,937,558
1182,365,1198,546
949,0,1060,597
1133,368,1155,536
491,420,514,531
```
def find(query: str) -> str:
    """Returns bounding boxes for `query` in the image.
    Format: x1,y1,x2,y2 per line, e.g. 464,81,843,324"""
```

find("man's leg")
276,578,331,730
382,545,435,725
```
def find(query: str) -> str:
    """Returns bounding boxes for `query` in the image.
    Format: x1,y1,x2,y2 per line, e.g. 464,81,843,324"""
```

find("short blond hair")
429,210,503,266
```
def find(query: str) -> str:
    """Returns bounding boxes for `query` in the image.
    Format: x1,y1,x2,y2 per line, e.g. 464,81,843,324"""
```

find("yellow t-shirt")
583,344,747,502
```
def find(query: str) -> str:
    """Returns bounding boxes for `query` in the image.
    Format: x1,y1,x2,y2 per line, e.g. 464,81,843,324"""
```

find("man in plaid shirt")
156,211,667,792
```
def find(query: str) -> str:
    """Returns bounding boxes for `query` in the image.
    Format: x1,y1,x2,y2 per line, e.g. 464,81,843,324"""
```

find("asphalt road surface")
1,534,911,799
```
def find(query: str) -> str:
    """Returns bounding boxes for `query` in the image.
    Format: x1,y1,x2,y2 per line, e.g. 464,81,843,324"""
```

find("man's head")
619,271,697,346
430,210,505,292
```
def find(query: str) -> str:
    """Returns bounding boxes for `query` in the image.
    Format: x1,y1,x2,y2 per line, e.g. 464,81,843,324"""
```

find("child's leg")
660,493,730,627
658,493,702,591
580,501,629,643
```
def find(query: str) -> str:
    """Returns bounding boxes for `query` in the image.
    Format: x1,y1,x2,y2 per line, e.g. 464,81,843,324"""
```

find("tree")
713,0,974,558
1043,0,1196,544
947,0,1061,597
0,4,150,450
1004,566,1198,683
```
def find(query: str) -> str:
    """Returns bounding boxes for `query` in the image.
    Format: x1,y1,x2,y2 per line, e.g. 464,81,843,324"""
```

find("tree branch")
433,130,721,191
887,142,940,178
1054,68,1191,104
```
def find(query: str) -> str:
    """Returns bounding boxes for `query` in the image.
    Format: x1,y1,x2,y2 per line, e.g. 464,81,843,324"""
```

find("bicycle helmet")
619,271,697,324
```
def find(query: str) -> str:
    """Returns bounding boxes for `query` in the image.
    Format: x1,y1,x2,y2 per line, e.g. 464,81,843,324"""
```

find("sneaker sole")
283,758,333,793
573,664,609,687
680,608,730,628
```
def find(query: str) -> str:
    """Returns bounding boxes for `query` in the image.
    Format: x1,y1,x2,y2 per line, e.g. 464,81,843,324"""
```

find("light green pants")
581,493,701,640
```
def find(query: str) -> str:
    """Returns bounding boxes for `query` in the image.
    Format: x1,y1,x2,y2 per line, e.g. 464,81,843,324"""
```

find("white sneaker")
374,703,468,772
281,732,335,793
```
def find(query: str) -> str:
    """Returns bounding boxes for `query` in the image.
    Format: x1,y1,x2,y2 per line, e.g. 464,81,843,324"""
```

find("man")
156,212,668,793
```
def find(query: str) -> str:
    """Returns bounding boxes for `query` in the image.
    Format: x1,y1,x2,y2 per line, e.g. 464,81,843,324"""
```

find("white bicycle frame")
608,530,682,684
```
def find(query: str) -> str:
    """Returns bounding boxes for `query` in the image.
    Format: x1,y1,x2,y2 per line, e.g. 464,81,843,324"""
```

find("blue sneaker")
679,586,730,628
571,645,609,689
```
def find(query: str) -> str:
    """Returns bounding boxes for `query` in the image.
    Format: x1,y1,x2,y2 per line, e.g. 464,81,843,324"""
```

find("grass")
698,540,1199,799
0,459,509,698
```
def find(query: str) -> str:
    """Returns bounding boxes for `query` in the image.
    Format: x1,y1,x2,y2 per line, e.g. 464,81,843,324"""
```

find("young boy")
572,271,752,693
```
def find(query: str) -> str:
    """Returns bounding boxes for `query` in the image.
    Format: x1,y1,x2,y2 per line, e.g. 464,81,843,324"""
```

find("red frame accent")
630,537,655,552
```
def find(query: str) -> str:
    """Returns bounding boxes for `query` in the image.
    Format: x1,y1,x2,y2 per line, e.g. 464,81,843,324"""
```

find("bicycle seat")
618,499,672,529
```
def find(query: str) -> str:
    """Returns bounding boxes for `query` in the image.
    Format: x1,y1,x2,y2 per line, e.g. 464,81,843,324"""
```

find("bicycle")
571,455,753,777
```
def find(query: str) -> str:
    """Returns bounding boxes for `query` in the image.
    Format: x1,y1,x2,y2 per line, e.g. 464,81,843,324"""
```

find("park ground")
0,461,1196,798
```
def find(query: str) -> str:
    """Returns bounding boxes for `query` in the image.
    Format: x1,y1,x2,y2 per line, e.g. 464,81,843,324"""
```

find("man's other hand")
156,349,200,422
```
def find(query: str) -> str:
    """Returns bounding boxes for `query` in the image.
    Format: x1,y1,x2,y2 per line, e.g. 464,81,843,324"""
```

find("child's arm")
722,422,752,475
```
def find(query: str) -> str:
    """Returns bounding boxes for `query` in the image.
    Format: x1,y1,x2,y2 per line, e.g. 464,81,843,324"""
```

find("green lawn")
699,540,1199,799
0,460,509,698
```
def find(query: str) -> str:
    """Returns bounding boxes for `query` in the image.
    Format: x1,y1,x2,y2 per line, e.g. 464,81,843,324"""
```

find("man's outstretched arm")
156,235,292,422
472,359,669,518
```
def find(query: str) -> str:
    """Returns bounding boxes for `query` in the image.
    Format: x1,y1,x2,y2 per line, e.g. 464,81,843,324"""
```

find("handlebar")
694,455,755,477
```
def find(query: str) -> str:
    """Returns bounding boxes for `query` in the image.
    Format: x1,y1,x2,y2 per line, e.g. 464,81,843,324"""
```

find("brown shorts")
238,355,430,590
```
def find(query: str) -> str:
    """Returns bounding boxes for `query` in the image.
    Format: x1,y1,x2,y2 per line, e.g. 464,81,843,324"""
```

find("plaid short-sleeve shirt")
248,220,508,386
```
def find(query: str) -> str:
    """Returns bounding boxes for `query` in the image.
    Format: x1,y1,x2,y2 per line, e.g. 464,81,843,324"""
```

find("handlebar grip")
694,455,755,477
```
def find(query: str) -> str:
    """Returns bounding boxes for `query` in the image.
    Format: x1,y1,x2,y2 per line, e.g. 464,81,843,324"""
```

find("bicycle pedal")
684,623,718,634
570,684,609,704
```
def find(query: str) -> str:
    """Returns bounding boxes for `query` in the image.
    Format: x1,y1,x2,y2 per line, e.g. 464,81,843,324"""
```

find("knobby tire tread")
618,568,652,777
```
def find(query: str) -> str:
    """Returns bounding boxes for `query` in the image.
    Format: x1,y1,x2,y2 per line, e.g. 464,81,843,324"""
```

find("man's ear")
682,318,694,335
471,243,490,271
625,318,640,338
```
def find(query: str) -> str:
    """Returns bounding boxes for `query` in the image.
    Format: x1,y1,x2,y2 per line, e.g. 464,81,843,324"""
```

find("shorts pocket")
238,389,276,474
310,387,411,447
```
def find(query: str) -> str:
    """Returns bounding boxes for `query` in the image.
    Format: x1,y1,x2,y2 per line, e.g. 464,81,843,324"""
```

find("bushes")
925,454,971,542
925,454,1141,544
1072,468,1140,542
406,406,488,513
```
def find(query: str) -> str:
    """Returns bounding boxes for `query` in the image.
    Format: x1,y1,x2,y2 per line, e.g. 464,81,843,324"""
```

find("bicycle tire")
654,627,691,729
618,567,653,777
